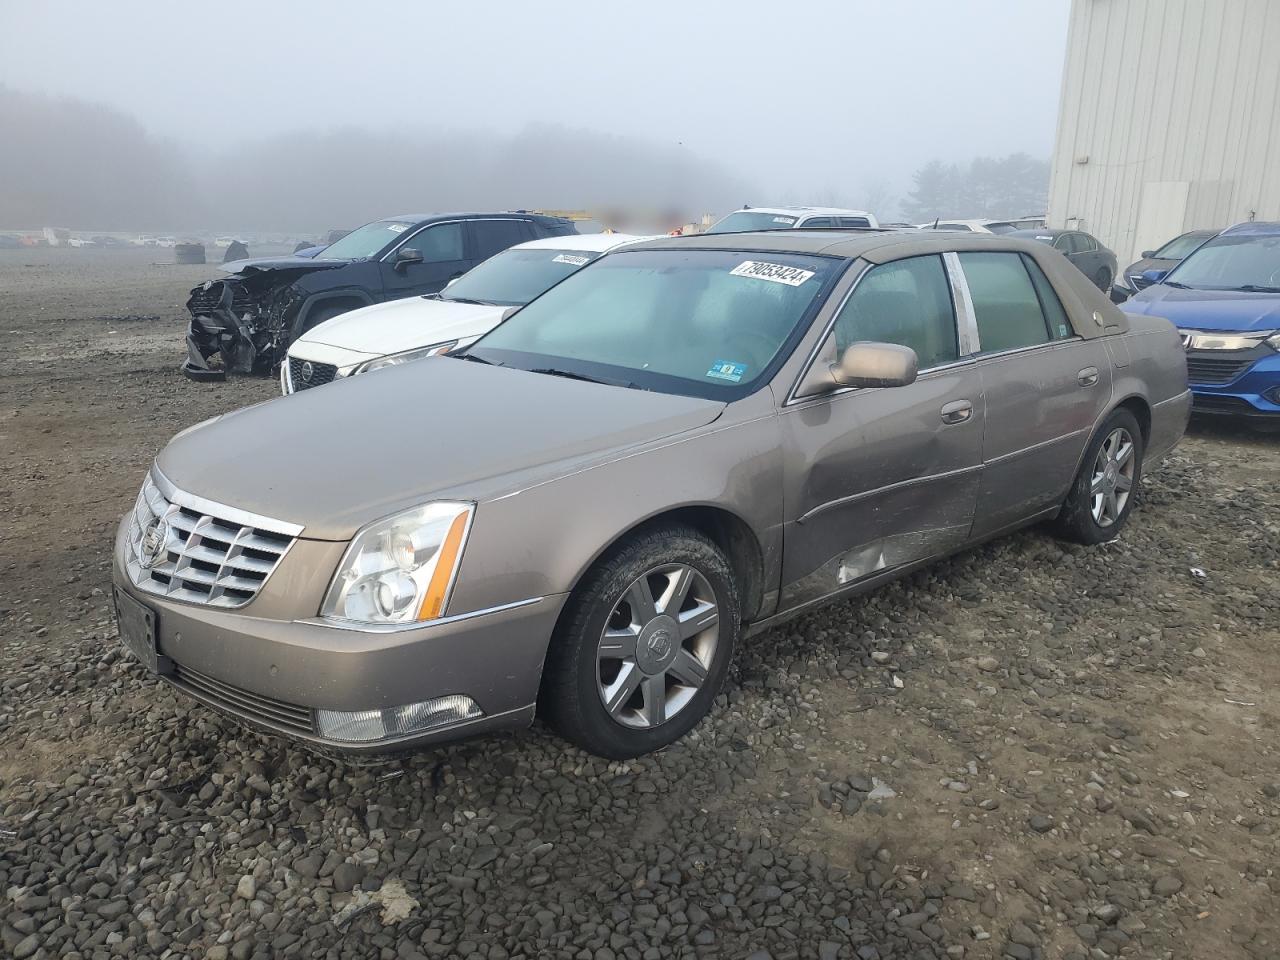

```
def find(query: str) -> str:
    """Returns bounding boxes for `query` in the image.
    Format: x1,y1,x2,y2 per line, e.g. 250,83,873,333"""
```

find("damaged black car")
183,212,577,380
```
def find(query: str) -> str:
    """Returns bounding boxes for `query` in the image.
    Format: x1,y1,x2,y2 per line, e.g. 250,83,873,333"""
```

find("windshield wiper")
528,367,645,390
441,296,495,305
457,352,500,366
1162,280,1193,289
1234,284,1280,293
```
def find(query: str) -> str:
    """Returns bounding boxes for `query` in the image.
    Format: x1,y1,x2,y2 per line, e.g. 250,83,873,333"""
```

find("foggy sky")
0,0,1069,220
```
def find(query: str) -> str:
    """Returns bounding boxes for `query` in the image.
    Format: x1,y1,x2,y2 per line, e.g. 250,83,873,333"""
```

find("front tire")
542,525,739,759
1052,409,1144,544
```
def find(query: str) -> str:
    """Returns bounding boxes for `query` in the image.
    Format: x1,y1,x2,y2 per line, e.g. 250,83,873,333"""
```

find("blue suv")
1121,221,1280,418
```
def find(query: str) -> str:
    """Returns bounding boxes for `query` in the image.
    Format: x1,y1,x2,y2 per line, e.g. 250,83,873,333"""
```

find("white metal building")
1047,0,1280,265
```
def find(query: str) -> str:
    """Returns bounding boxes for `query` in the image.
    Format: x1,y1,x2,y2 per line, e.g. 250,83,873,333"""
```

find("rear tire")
1095,267,1112,292
541,524,739,759
1052,409,1144,545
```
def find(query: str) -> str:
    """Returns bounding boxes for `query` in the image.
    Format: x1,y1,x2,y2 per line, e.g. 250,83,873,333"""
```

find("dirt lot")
1,247,1278,960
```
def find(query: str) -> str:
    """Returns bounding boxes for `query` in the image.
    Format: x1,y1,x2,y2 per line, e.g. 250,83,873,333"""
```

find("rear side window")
958,252,1051,353
801,217,835,228
836,216,871,228
471,220,533,261
833,255,958,369
1021,254,1073,340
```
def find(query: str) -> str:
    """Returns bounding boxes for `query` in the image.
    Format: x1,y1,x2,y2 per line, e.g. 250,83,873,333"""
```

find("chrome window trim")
302,596,546,634
943,251,980,355
152,467,304,538
784,253,970,408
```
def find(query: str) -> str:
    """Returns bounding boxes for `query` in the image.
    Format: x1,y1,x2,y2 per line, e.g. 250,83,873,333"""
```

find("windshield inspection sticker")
386,224,408,233
730,260,815,286
772,216,797,225
552,253,590,266
707,360,747,383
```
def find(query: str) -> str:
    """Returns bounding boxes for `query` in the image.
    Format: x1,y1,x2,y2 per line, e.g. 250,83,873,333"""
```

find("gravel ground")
1,248,1278,960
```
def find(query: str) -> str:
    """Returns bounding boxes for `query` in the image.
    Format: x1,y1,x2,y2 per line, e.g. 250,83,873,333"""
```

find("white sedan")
282,232,648,394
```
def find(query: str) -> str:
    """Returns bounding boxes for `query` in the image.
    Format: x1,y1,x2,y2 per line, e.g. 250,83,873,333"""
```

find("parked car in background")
917,217,1048,234
706,206,879,233
66,237,97,248
182,212,577,380
1112,228,1217,301
133,235,158,247
1122,221,1280,418
115,230,1188,759
156,237,178,248
282,232,648,394
1006,228,1117,291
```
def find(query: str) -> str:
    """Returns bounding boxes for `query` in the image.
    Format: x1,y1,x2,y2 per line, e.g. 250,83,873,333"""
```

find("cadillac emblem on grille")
301,361,314,382
138,517,169,569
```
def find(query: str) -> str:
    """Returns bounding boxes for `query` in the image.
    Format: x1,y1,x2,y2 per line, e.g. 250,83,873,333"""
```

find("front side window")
471,220,532,261
1165,233,1280,291
441,248,600,306
317,220,416,260
959,252,1051,353
405,222,464,263
833,255,958,369
467,249,838,398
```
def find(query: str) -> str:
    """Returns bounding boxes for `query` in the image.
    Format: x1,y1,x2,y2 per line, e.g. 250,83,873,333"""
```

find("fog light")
316,695,482,743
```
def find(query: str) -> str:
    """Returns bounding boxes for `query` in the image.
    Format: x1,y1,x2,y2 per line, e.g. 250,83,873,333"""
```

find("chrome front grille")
287,356,338,392
124,473,297,608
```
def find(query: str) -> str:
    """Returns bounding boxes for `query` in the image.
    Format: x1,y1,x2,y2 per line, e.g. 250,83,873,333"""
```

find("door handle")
940,399,972,425
1077,366,1099,386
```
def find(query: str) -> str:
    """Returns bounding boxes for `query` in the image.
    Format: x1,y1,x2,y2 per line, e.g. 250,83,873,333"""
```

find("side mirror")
1141,268,1169,285
445,276,460,288
1140,250,1155,259
499,306,519,322
829,342,918,389
394,247,423,271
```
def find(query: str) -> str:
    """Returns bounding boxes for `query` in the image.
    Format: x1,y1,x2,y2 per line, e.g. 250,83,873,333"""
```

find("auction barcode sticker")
552,254,590,266
730,261,815,286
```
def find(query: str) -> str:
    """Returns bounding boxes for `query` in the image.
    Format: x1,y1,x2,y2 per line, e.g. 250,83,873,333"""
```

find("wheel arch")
294,289,376,337
564,503,767,626
1112,393,1152,447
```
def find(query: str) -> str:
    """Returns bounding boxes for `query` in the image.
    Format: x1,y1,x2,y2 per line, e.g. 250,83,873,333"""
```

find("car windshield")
465,249,839,398
1153,232,1211,260
706,211,799,234
440,247,602,306
1166,234,1280,290
314,221,415,260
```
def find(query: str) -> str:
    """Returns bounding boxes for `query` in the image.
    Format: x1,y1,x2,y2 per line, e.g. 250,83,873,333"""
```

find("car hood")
157,357,725,540
220,255,350,275
296,297,504,357
1122,284,1280,331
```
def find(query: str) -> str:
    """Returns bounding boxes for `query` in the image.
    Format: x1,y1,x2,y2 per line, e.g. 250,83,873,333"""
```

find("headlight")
321,501,473,625
354,341,457,375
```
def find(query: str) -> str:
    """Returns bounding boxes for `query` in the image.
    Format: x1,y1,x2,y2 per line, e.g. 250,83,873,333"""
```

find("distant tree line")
901,153,1050,222
0,86,750,232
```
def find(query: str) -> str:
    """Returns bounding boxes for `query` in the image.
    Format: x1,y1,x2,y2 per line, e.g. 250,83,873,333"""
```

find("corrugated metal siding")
1048,0,1280,264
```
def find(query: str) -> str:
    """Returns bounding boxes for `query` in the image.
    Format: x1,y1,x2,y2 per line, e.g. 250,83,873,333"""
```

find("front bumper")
112,518,566,754
1186,347,1280,418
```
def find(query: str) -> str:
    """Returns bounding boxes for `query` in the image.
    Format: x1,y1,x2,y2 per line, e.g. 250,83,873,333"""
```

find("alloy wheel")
1090,427,1136,527
596,564,719,729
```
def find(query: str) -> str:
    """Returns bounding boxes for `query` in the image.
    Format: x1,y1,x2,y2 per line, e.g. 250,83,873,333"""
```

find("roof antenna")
932,217,939,230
